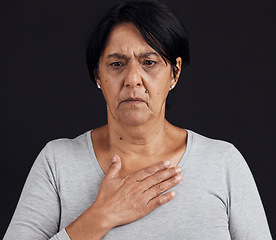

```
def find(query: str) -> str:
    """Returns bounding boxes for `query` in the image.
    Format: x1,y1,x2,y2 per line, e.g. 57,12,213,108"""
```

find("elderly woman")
4,1,272,240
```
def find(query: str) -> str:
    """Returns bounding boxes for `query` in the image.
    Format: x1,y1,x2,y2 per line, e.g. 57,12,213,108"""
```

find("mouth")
120,97,146,105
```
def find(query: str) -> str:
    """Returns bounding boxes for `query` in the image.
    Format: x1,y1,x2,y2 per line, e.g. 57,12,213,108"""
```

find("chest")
96,148,186,178
104,174,230,239
58,165,230,239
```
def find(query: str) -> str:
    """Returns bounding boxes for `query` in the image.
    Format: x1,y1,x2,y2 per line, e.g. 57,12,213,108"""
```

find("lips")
120,97,146,104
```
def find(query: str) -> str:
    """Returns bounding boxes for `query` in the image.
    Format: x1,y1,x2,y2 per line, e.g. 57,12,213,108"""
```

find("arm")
3,143,70,240
227,147,272,239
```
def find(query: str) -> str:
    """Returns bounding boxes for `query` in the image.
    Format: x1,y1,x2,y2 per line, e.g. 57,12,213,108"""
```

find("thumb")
105,155,122,179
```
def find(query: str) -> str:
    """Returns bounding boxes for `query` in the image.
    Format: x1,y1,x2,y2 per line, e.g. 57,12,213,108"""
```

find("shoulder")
186,130,253,193
188,130,236,153
37,130,92,169
29,130,95,188
187,129,245,167
46,130,90,155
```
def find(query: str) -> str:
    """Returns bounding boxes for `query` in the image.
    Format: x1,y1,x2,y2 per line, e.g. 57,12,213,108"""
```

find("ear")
96,79,101,89
95,70,101,89
170,57,182,90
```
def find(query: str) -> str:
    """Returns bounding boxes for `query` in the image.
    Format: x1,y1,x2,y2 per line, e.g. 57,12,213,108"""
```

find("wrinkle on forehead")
103,23,157,57
107,52,159,60
101,23,168,66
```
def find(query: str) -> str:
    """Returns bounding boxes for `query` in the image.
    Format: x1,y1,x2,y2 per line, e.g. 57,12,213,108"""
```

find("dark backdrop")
1,0,275,238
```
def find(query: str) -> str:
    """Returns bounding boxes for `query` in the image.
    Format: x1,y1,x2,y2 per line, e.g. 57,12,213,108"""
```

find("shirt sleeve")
226,146,272,240
3,142,71,240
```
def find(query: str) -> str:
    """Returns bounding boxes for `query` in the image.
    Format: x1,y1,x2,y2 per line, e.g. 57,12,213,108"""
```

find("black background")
1,0,275,238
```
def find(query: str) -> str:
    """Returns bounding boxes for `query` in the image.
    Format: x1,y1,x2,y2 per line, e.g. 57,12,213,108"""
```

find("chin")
118,111,151,126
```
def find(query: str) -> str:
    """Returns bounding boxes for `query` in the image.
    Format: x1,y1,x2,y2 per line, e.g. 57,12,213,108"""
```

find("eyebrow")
107,52,159,59
137,52,158,58
107,53,128,59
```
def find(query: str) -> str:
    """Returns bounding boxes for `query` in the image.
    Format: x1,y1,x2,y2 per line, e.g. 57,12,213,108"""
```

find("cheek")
98,69,120,92
145,65,172,86
102,84,118,102
101,81,123,107
146,76,170,98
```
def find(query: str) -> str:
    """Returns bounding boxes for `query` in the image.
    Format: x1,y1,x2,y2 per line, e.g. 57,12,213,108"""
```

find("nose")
124,62,143,88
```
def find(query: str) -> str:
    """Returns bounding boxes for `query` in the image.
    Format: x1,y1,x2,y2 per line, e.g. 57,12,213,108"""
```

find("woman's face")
96,23,181,126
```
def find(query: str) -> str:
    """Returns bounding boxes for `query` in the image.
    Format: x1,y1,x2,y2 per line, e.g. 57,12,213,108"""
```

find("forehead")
101,23,158,58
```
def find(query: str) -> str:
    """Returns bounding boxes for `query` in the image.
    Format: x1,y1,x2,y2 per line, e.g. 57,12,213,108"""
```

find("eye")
143,60,156,66
110,62,124,68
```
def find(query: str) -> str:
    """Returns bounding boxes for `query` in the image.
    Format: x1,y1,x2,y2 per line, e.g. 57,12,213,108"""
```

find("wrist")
65,204,113,240
87,203,114,232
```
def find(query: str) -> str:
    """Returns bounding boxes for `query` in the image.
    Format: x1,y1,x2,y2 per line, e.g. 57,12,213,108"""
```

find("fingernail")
171,191,176,197
175,167,182,173
112,155,118,163
164,160,170,167
175,175,182,181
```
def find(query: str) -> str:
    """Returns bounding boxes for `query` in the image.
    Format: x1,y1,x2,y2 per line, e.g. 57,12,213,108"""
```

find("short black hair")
86,0,190,85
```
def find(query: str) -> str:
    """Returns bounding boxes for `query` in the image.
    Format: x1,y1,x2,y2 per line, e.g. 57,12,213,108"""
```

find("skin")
66,23,188,239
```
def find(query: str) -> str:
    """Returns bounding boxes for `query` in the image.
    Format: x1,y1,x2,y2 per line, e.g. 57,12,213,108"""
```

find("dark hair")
86,0,190,85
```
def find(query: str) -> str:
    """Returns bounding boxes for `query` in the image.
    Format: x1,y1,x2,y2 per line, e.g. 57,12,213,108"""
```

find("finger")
133,160,171,182
144,174,182,200
147,191,176,212
105,155,122,179
139,166,182,191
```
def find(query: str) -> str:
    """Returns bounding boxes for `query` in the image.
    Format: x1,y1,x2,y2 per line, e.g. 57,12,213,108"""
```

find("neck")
92,109,187,177
106,114,170,158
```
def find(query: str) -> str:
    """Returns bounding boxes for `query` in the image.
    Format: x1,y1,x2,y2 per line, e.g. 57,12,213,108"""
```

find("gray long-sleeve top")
4,129,272,239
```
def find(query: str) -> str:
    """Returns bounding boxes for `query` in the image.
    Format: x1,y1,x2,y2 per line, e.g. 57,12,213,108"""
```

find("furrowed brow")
106,52,159,60
107,53,128,59
138,52,159,58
